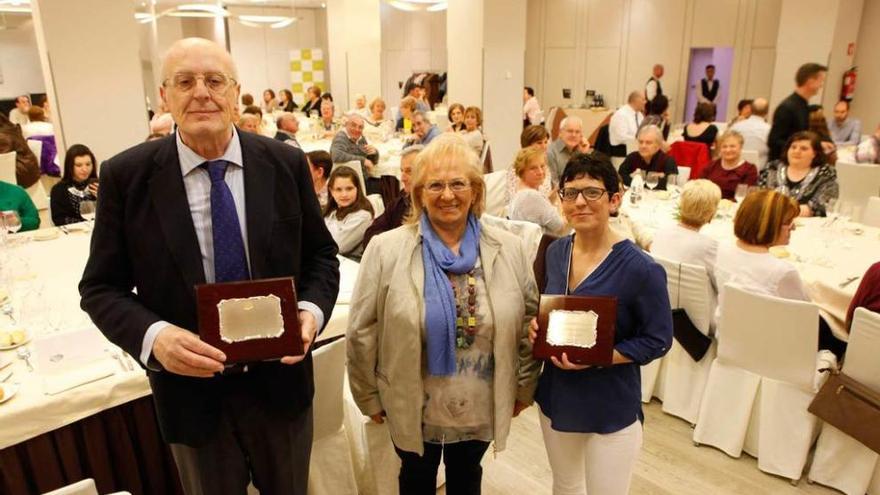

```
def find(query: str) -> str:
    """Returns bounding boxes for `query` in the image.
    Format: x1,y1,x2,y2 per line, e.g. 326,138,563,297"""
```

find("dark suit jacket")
79,130,340,446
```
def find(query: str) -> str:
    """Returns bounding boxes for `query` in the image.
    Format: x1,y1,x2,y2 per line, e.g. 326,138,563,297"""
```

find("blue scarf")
421,213,481,376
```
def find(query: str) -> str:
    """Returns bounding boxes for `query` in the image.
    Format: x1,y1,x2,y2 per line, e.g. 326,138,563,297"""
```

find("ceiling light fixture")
385,0,445,12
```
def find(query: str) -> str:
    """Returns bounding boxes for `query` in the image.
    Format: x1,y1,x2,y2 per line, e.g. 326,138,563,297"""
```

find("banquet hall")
1,0,880,494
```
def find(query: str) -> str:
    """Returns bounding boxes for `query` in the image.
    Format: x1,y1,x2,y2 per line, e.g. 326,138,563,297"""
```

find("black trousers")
395,440,490,495
819,317,848,361
169,380,313,495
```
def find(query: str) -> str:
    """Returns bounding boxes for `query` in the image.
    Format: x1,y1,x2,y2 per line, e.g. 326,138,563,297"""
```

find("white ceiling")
138,0,326,9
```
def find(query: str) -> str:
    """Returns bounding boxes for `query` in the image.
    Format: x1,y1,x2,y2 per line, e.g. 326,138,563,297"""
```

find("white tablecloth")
0,227,359,449
622,193,876,339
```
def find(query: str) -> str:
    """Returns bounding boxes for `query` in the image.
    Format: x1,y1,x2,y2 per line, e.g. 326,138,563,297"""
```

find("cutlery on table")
16,347,33,371
1,370,12,382
839,276,860,289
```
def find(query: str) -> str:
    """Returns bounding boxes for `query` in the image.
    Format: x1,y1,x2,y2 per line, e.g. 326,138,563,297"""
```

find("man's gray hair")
628,90,644,103
637,124,664,143
276,112,297,127
558,116,583,131
401,144,424,159
412,110,430,123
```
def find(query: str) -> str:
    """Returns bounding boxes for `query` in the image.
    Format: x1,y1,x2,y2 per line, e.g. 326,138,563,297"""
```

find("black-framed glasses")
424,179,471,194
559,186,607,202
163,72,237,93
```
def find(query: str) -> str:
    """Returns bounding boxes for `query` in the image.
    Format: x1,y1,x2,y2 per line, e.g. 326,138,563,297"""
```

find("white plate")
0,331,31,351
0,383,19,404
32,228,61,241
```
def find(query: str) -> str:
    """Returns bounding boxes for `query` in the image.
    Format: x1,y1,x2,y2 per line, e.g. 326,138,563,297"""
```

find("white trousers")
539,410,643,495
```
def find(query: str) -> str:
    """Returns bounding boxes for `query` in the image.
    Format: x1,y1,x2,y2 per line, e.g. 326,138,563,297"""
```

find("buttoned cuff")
297,301,325,333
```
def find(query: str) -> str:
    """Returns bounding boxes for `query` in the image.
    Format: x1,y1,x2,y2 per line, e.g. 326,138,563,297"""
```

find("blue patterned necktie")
202,160,249,283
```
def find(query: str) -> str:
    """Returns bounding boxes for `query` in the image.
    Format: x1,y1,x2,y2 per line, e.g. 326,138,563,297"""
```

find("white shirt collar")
176,126,244,177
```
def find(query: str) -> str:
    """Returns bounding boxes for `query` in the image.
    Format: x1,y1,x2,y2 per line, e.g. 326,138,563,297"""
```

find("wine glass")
2,211,21,234
734,183,749,203
79,200,97,222
645,172,662,192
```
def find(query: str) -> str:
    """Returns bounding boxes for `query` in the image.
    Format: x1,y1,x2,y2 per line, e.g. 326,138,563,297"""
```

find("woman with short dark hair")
683,102,719,150
759,130,838,217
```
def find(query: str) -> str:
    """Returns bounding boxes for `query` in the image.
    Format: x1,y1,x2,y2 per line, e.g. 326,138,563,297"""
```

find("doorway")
684,47,734,123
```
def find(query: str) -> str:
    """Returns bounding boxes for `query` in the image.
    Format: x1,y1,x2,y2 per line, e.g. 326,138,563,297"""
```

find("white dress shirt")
8,107,29,126
730,115,771,168
140,127,325,366
523,97,543,125
609,104,644,146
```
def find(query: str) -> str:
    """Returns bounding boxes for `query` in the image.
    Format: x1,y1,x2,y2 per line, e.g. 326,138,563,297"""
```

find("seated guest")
650,179,721,289
0,179,39,231
713,189,805,331
330,114,381,194
366,97,388,127
323,166,374,259
855,123,880,164
362,145,421,248
640,94,670,141
274,112,300,147
521,124,549,150
809,105,838,164
240,93,254,107
22,106,54,139
447,103,465,132
683,102,719,151
301,85,322,117
730,97,771,168
759,131,838,217
546,116,591,185
261,89,277,114
828,100,861,146
700,130,758,200
318,99,338,138
460,106,484,155
351,93,369,118
150,113,174,136
7,95,30,126
348,134,539,494
509,125,553,199
405,111,441,148
0,114,40,188
506,147,565,235
398,81,430,118
242,105,262,119
729,99,753,126
846,262,880,330
396,96,418,133
306,150,331,208
49,144,99,226
523,86,543,127
618,125,678,189
609,90,647,150
278,89,298,112
237,113,261,134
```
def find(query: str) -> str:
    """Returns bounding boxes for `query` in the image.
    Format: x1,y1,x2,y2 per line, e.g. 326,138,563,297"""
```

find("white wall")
821,0,862,110
0,18,45,99
851,0,880,129
525,0,784,123
482,0,526,170
380,4,446,109
447,0,484,106
326,0,382,111
227,6,327,104
32,0,148,163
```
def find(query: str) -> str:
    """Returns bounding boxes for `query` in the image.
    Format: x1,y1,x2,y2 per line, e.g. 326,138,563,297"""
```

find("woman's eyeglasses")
558,186,607,202
424,179,471,194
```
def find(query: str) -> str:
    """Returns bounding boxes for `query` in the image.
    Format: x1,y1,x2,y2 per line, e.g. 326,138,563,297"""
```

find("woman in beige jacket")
347,134,540,495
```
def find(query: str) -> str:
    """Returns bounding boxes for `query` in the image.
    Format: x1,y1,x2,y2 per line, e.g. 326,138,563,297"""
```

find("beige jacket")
346,220,540,455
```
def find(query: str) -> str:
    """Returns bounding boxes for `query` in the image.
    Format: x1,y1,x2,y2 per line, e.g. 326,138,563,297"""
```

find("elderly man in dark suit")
79,38,339,495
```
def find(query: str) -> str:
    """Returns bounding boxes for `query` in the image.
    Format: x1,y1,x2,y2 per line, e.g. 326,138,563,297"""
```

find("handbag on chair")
808,368,880,454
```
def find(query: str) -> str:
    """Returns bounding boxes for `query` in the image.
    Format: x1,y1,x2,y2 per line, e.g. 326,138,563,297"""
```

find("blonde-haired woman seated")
650,179,721,287
347,133,540,494
237,113,261,134
506,146,567,235
460,106,484,155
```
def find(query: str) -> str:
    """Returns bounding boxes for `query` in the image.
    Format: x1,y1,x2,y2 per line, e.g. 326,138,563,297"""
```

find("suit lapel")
148,137,206,288
240,132,275,280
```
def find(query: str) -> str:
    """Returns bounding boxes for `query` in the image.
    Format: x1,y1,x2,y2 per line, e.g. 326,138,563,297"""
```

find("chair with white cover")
861,196,880,228
659,262,717,424
740,149,760,167
693,285,835,482
641,254,680,403
483,171,509,217
343,377,401,495
434,112,450,131
480,141,492,173
367,194,385,217
26,179,50,210
0,151,16,184
808,308,880,495
837,161,880,222
331,161,367,195
308,338,358,495
42,478,132,495
676,166,691,187
480,214,544,265
27,139,43,175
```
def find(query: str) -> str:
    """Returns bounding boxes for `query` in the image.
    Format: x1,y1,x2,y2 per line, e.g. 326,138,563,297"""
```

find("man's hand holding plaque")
531,295,618,366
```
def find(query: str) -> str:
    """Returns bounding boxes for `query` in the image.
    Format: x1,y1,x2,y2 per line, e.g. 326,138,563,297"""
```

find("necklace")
449,269,478,349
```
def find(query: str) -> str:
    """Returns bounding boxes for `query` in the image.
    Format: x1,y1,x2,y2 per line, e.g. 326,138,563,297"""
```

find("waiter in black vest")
700,64,719,104
645,64,664,106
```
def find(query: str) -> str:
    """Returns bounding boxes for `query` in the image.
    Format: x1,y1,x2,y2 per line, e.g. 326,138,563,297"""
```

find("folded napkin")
42,360,116,395
35,328,119,395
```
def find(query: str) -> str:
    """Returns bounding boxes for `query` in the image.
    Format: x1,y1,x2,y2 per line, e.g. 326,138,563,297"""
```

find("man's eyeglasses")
558,186,607,202
163,72,237,93
424,179,471,194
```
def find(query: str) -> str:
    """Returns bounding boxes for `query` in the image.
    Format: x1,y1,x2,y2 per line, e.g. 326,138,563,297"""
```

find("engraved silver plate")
217,295,285,344
546,309,598,348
